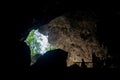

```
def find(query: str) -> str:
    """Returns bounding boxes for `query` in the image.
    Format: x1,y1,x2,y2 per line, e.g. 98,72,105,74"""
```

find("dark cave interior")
8,1,120,79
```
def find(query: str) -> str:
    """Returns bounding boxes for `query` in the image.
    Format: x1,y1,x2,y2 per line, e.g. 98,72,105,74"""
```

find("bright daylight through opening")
25,29,57,64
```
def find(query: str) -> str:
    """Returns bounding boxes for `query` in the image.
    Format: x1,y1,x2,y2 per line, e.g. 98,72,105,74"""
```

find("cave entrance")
25,29,57,65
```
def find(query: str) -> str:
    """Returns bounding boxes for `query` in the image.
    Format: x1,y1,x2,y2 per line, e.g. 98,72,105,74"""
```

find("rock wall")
38,12,107,67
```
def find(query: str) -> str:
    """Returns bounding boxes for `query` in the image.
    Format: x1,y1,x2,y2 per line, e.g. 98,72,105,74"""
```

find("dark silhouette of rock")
31,49,68,72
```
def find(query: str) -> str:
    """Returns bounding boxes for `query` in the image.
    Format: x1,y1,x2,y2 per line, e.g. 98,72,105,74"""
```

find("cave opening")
25,29,57,65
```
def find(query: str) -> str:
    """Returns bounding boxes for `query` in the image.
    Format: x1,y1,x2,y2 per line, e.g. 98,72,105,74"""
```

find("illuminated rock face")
38,12,107,67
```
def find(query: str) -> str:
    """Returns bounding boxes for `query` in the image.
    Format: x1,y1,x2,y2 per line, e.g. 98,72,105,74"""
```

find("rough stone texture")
38,12,107,67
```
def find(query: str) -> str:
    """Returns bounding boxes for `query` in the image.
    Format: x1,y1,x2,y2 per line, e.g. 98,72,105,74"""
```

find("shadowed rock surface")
38,12,107,67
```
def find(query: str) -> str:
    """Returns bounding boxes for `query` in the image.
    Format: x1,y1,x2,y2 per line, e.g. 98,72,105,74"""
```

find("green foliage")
25,29,39,56
25,29,57,57
25,30,35,45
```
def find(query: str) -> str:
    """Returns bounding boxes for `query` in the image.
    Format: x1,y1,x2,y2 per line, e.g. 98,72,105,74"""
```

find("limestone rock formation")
38,12,107,67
